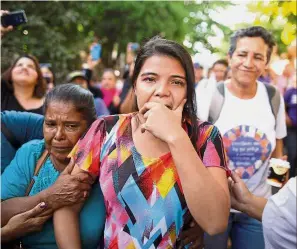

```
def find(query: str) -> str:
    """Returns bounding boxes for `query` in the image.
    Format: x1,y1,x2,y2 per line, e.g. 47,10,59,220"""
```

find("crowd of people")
1,9,296,249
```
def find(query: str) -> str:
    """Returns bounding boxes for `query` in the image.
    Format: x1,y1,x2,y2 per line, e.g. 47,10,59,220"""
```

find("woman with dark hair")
1,84,106,248
54,37,231,249
1,55,47,114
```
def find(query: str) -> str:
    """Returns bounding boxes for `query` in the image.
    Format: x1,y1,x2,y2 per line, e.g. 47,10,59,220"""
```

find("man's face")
212,63,228,82
228,37,268,87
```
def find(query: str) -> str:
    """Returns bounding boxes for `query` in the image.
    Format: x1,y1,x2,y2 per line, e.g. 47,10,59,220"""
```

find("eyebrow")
140,72,186,80
44,119,80,124
140,72,158,77
237,51,264,57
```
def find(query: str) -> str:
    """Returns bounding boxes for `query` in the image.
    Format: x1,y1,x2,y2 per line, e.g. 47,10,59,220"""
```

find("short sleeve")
69,118,106,176
197,122,230,176
275,95,287,139
1,141,38,200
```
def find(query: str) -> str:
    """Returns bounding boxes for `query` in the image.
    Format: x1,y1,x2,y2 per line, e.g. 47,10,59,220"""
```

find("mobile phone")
91,43,101,61
1,10,27,27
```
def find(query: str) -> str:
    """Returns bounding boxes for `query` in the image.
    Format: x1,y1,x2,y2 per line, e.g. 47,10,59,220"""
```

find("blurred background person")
194,62,215,121
1,55,46,115
194,62,204,88
211,59,229,83
67,71,109,117
100,68,121,114
40,64,55,92
284,74,297,178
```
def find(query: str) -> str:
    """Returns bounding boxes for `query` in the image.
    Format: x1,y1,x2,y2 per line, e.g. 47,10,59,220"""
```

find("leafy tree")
247,0,296,53
1,1,233,81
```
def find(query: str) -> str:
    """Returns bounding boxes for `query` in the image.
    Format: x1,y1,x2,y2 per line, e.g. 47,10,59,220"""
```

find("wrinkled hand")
177,220,204,249
228,172,252,212
1,202,51,242
1,10,13,37
44,158,95,210
137,99,186,143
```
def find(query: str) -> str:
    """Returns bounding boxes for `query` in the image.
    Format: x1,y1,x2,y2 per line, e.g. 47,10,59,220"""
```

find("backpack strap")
263,83,281,123
25,150,49,196
1,122,21,150
208,82,225,123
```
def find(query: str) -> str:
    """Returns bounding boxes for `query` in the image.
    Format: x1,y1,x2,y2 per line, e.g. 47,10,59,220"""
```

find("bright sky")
191,1,257,68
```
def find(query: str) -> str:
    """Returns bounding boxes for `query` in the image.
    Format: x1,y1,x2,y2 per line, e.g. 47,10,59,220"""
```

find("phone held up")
1,10,27,27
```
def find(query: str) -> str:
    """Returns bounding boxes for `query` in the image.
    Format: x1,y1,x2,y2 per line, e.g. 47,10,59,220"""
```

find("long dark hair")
131,36,198,151
44,83,97,126
2,54,47,98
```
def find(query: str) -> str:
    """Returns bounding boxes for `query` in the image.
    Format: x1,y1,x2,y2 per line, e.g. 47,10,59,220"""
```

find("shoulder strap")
1,122,21,150
208,82,225,123
25,150,49,196
263,83,281,122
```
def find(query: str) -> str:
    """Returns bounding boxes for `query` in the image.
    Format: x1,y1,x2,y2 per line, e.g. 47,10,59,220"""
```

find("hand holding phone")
0,10,13,37
90,42,101,61
1,10,27,28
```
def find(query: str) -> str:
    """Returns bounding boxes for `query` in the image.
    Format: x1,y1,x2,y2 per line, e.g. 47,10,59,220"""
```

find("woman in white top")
229,172,296,249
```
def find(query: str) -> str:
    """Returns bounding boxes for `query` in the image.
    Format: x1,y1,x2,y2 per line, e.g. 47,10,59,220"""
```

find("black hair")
44,83,97,126
213,59,228,68
2,54,46,98
131,36,199,151
228,26,276,64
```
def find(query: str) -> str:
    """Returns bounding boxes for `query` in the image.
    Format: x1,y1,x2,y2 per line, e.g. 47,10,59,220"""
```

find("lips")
51,146,72,152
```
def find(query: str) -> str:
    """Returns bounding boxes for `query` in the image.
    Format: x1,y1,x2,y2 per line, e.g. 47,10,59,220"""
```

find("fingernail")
40,202,47,208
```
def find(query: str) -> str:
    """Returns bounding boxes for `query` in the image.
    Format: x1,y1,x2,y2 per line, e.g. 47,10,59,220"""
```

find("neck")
228,78,257,99
50,155,69,172
13,83,35,100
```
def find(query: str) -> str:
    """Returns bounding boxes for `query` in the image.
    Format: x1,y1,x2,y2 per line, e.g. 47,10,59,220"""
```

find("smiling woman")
1,55,46,114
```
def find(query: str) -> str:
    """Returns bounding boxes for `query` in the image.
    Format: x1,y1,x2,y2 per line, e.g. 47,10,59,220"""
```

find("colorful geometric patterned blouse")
70,113,229,249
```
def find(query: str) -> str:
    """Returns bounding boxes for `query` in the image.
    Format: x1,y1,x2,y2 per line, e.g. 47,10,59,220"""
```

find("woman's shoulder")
18,139,45,158
196,119,221,144
197,119,219,133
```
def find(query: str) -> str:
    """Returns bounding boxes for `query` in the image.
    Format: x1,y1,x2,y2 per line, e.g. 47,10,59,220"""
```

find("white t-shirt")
213,81,287,200
262,177,296,249
195,78,216,121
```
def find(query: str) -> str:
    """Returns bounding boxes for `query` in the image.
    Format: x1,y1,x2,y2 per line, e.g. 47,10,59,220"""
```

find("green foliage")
185,1,233,53
247,1,296,53
1,1,233,81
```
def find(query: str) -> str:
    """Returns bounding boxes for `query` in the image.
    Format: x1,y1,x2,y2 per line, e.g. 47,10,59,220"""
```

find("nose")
54,127,66,141
243,54,254,69
155,82,170,97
